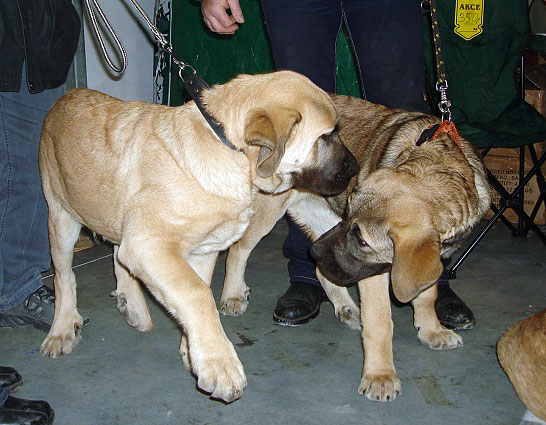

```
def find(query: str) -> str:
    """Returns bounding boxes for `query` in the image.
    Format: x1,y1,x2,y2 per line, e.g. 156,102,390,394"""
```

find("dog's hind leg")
117,235,246,403
40,204,85,358
221,191,290,316
112,245,153,332
412,282,463,350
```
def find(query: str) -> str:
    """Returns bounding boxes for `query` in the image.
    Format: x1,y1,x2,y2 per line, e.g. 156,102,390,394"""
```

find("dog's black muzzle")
311,222,390,285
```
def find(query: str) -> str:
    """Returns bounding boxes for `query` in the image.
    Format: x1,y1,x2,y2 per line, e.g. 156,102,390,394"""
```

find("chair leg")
446,148,546,278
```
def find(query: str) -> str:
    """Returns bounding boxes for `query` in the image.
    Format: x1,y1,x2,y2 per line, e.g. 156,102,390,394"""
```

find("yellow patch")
454,0,484,41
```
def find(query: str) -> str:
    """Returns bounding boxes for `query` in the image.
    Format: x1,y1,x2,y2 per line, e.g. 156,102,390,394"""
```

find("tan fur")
497,309,546,420
222,94,491,401
39,71,359,403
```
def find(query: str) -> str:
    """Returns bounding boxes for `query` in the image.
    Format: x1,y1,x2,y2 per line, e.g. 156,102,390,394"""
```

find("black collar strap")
416,124,441,146
182,73,239,151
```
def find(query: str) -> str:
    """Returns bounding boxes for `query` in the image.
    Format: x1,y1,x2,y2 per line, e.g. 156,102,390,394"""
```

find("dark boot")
273,282,326,326
435,284,475,330
0,395,54,425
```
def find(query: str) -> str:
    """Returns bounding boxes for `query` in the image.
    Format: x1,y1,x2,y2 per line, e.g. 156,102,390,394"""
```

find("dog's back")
497,309,546,421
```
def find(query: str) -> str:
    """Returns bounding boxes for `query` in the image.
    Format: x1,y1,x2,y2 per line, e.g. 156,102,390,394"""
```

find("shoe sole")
4,378,23,393
0,314,51,333
440,319,476,331
272,301,323,327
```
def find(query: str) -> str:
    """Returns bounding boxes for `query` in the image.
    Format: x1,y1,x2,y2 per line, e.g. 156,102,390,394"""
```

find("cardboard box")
483,152,545,224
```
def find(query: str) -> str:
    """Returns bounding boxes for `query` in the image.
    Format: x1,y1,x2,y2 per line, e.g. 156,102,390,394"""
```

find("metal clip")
436,80,452,122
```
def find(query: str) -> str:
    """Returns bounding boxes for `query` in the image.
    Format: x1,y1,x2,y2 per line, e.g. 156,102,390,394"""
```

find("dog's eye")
351,225,367,247
321,127,339,145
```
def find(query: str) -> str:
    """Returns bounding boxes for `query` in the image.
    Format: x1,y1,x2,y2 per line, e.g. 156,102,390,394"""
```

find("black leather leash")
84,0,238,151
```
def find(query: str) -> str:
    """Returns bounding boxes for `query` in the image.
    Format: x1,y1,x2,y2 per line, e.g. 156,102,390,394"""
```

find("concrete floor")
0,219,544,425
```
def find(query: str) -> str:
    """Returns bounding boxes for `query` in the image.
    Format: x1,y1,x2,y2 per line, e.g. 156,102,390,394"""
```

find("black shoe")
0,396,54,425
273,282,326,326
0,367,23,393
0,286,55,333
435,284,475,330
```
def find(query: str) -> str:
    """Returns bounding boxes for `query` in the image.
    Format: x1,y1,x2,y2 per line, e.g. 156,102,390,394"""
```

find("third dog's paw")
219,290,250,316
358,372,401,402
335,305,361,330
417,327,463,350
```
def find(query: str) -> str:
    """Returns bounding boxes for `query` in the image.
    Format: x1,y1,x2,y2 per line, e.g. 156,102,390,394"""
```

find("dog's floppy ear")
244,107,302,178
388,226,443,303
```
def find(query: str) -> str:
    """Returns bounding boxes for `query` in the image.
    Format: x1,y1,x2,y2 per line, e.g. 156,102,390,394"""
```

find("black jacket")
0,0,81,93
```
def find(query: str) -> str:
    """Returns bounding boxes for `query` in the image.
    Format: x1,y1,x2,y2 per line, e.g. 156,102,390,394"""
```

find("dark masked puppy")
39,71,358,403
221,94,490,402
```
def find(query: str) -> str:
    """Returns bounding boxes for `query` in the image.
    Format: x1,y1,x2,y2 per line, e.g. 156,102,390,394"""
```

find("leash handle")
83,0,128,73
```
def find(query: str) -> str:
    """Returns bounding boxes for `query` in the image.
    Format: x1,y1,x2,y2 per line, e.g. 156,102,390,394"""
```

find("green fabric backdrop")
164,0,361,106
423,0,546,148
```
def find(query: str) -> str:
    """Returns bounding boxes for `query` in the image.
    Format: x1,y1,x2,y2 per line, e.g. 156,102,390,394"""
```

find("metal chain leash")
429,0,452,122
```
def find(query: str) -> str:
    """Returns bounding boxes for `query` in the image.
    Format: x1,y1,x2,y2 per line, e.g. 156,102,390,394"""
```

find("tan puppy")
39,71,358,402
222,94,491,401
497,309,546,421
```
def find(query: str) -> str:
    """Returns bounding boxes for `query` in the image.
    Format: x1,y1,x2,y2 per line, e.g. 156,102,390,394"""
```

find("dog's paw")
358,372,401,402
111,290,153,332
219,288,250,317
40,321,84,358
417,327,463,350
193,352,247,403
334,304,361,330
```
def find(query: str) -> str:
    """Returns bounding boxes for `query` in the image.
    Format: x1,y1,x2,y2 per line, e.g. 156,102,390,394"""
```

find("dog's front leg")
112,245,153,332
117,239,246,403
357,272,401,402
412,282,463,350
316,269,360,330
181,252,220,370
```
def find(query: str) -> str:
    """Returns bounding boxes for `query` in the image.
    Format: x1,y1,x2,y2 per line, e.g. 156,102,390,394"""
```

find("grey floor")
1,219,544,425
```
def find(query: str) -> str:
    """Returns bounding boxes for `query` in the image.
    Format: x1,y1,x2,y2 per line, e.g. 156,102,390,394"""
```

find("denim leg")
0,76,64,310
261,0,342,92
262,0,344,285
0,385,7,407
342,0,425,112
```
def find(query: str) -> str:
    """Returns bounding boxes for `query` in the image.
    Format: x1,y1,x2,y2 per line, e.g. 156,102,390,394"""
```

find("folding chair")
423,0,546,278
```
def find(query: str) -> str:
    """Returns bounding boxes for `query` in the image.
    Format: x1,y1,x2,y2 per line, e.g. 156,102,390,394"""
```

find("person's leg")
261,0,342,325
343,0,474,330
0,70,64,331
343,0,425,111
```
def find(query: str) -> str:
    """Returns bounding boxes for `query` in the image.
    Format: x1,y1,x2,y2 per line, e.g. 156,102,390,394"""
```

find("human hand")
201,0,244,35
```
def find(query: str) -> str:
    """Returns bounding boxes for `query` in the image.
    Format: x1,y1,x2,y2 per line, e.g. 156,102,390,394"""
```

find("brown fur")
38,71,358,403
222,94,491,401
497,309,546,420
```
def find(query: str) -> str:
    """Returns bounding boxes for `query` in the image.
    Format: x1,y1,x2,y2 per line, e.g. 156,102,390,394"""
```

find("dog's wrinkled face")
310,169,443,303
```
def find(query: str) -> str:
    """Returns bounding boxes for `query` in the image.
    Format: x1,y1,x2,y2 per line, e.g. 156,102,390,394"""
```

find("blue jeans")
0,385,6,407
261,0,426,285
0,69,64,310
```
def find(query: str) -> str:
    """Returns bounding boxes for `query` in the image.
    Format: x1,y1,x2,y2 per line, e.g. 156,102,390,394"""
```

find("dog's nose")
343,153,359,176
